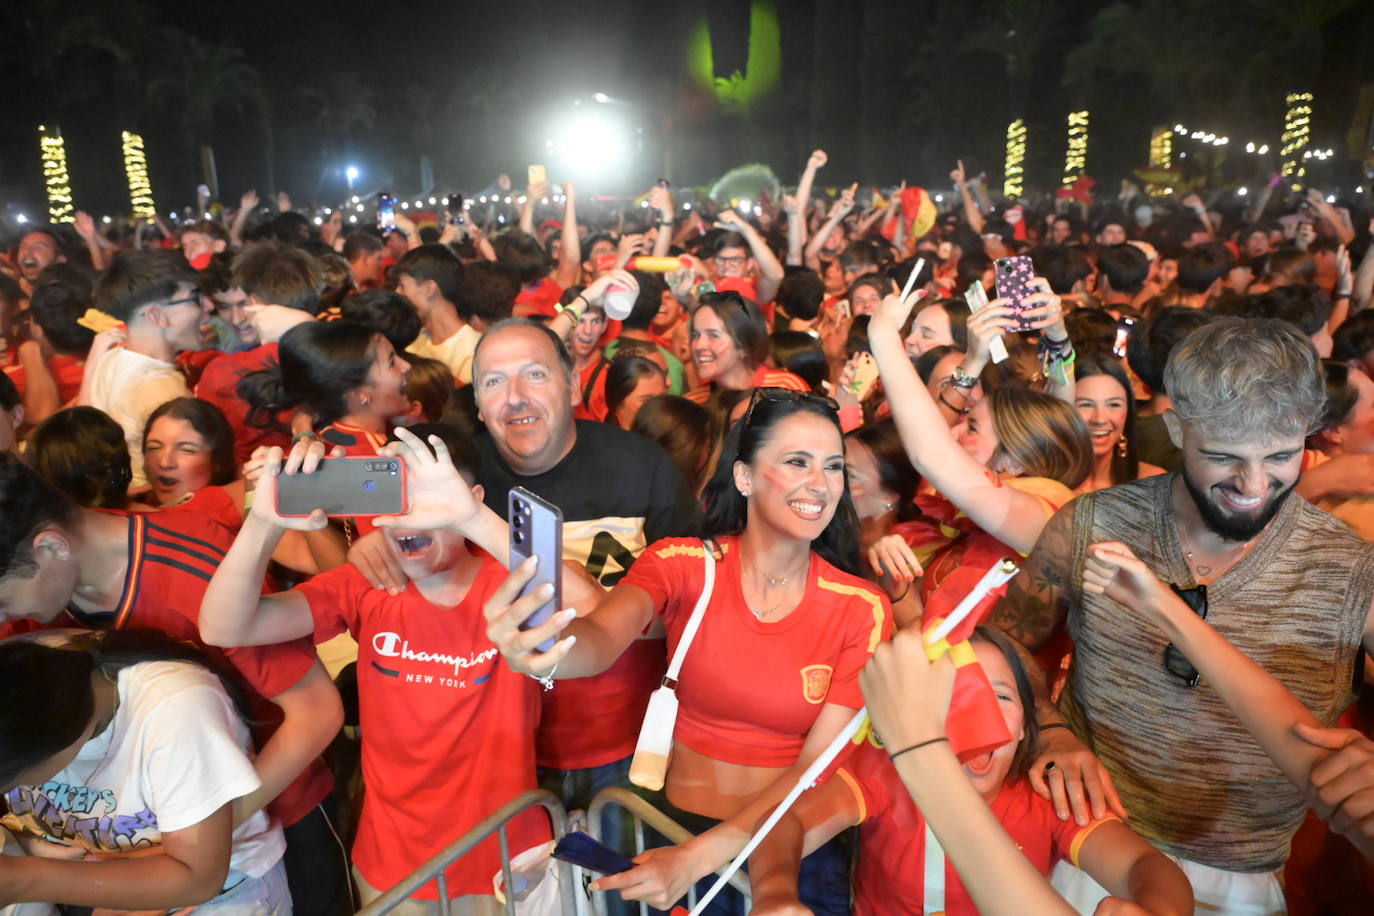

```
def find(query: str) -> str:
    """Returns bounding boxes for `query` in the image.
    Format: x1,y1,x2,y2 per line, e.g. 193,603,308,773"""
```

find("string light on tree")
1003,118,1027,199
1062,110,1089,187
1149,126,1173,170
1280,91,1313,188
120,131,157,219
38,125,75,223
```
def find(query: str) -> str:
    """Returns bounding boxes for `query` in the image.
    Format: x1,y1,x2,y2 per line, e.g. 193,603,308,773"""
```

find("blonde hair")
987,387,1094,489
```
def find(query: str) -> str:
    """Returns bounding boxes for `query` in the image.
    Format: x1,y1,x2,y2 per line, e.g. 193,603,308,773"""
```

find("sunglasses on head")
1163,583,1207,688
742,387,840,428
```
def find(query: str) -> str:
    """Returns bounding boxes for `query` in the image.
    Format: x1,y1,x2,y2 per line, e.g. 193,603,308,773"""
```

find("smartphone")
528,164,547,187
1113,317,1136,358
509,487,563,653
446,193,465,225
994,255,1037,331
833,299,852,320
276,457,407,518
377,193,396,231
848,351,880,399
552,832,635,876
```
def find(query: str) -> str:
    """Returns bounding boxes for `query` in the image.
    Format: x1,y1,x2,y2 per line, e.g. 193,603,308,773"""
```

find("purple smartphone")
994,255,1037,331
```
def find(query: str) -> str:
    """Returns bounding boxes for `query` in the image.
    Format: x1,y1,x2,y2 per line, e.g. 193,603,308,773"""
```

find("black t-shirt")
476,420,699,585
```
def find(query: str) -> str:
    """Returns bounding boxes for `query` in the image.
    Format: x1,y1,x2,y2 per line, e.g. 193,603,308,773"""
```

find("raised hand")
830,183,858,219
950,160,966,185
372,427,482,536
276,191,293,213
861,627,956,752
483,556,577,677
72,210,97,240
807,149,828,170
240,189,260,212
872,289,926,333
648,185,672,214
244,446,330,531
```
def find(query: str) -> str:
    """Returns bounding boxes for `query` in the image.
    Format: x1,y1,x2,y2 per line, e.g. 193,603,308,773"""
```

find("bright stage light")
547,106,632,184
346,166,360,181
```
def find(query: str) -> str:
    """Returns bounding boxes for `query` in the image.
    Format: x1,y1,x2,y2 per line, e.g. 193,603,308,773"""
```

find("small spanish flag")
921,564,1014,762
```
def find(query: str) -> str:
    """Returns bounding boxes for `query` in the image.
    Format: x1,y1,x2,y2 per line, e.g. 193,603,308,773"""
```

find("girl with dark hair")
1072,350,1163,493
239,320,410,538
604,354,667,429
28,406,133,509
686,292,808,403
487,388,892,914
0,629,290,912
139,398,346,573
630,394,714,495
844,419,926,627
746,626,1191,916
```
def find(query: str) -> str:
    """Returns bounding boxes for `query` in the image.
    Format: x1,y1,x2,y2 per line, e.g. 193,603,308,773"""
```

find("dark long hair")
970,625,1041,785
0,628,253,788
238,319,379,430
28,407,132,509
604,355,665,428
142,398,238,486
631,394,713,494
1073,349,1141,485
700,392,861,575
847,419,922,523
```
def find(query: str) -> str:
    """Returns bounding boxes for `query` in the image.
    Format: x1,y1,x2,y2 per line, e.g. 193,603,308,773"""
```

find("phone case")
849,352,880,399
275,458,407,518
552,832,635,876
528,164,547,187
509,487,563,653
994,256,1037,331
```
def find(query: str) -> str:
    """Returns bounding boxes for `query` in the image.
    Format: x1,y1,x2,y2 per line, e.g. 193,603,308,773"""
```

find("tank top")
1059,473,1374,871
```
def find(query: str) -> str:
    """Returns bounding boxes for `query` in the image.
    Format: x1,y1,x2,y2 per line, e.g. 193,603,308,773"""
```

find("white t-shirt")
408,325,480,384
3,661,284,880
87,348,189,490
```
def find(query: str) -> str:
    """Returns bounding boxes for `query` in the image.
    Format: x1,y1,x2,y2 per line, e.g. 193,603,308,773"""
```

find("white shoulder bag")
628,539,717,790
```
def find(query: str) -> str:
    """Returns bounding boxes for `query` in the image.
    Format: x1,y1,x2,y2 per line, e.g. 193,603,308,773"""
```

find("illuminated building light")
1003,118,1027,199
38,125,75,223
1280,91,1313,185
120,131,157,219
1149,126,1173,171
1062,110,1089,187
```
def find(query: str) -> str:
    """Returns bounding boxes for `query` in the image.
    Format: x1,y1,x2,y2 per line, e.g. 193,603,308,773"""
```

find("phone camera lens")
513,515,523,528
389,461,398,471
513,531,524,544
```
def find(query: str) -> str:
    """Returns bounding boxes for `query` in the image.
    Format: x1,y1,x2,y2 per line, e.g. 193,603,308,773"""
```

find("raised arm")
804,183,856,270
72,212,107,272
868,291,1059,555
718,209,784,304
230,190,258,248
649,185,675,258
553,181,582,289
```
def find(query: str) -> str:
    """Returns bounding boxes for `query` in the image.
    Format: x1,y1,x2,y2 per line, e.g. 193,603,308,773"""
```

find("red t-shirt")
620,536,891,766
840,742,1113,916
514,277,564,318
295,558,547,898
319,422,389,537
158,484,244,532
3,354,85,404
86,511,332,827
194,344,292,466
684,366,809,405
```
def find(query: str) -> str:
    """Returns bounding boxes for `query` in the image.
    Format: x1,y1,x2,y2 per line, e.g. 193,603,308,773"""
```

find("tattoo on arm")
992,501,1075,651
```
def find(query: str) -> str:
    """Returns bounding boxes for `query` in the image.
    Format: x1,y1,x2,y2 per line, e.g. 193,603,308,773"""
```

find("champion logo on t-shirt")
371,631,499,678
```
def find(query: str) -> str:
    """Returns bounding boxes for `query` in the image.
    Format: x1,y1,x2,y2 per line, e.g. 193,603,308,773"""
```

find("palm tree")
146,32,263,196
1222,0,1359,87
958,0,1064,120
298,72,379,196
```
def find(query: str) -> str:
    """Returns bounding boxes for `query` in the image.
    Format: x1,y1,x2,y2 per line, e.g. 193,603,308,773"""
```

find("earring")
360,395,371,407
1116,436,1128,458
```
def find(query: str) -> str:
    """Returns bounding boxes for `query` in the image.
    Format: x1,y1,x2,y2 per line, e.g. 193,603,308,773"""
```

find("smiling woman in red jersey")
686,292,809,404
487,388,891,915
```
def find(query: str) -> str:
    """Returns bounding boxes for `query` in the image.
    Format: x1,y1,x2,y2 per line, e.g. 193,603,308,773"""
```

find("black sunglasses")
742,387,840,428
1163,583,1207,688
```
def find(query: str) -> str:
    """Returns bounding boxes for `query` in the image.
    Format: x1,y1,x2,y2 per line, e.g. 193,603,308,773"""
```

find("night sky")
4,0,1372,218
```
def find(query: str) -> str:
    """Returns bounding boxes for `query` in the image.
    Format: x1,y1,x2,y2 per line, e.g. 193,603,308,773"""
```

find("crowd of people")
1,147,1374,916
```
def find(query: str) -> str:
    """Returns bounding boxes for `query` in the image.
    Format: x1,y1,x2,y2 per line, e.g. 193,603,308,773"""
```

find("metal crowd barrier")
586,787,753,916
354,789,578,916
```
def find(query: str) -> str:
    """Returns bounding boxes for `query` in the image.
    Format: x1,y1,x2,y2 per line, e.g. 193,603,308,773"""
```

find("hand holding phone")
377,193,397,232
509,488,563,653
552,832,635,876
847,351,880,400
993,255,1037,331
275,457,408,519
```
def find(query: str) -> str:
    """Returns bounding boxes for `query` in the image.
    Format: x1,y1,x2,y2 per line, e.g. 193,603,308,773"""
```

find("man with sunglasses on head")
87,250,212,491
992,316,1374,914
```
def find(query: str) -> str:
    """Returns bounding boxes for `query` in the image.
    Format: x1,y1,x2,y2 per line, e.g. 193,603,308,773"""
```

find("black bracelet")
1042,335,1071,349
889,737,949,761
1039,722,1073,733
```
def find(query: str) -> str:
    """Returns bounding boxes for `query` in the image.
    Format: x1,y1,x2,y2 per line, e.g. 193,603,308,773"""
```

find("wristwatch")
951,365,978,389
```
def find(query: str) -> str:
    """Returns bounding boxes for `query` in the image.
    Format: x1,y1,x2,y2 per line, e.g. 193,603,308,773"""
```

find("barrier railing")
354,789,578,916
586,787,752,916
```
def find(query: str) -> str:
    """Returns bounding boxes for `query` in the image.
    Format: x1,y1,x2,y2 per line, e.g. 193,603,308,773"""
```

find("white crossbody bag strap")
628,540,717,790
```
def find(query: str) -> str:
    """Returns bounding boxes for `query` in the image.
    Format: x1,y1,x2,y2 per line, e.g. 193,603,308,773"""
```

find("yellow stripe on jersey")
817,575,886,652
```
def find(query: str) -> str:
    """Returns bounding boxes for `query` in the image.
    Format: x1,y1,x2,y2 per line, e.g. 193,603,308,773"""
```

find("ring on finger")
1043,761,1058,773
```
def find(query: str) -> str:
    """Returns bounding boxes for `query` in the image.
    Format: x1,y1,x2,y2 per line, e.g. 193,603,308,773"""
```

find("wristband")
889,736,949,761
292,430,321,445
557,295,588,322
1042,334,1071,350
